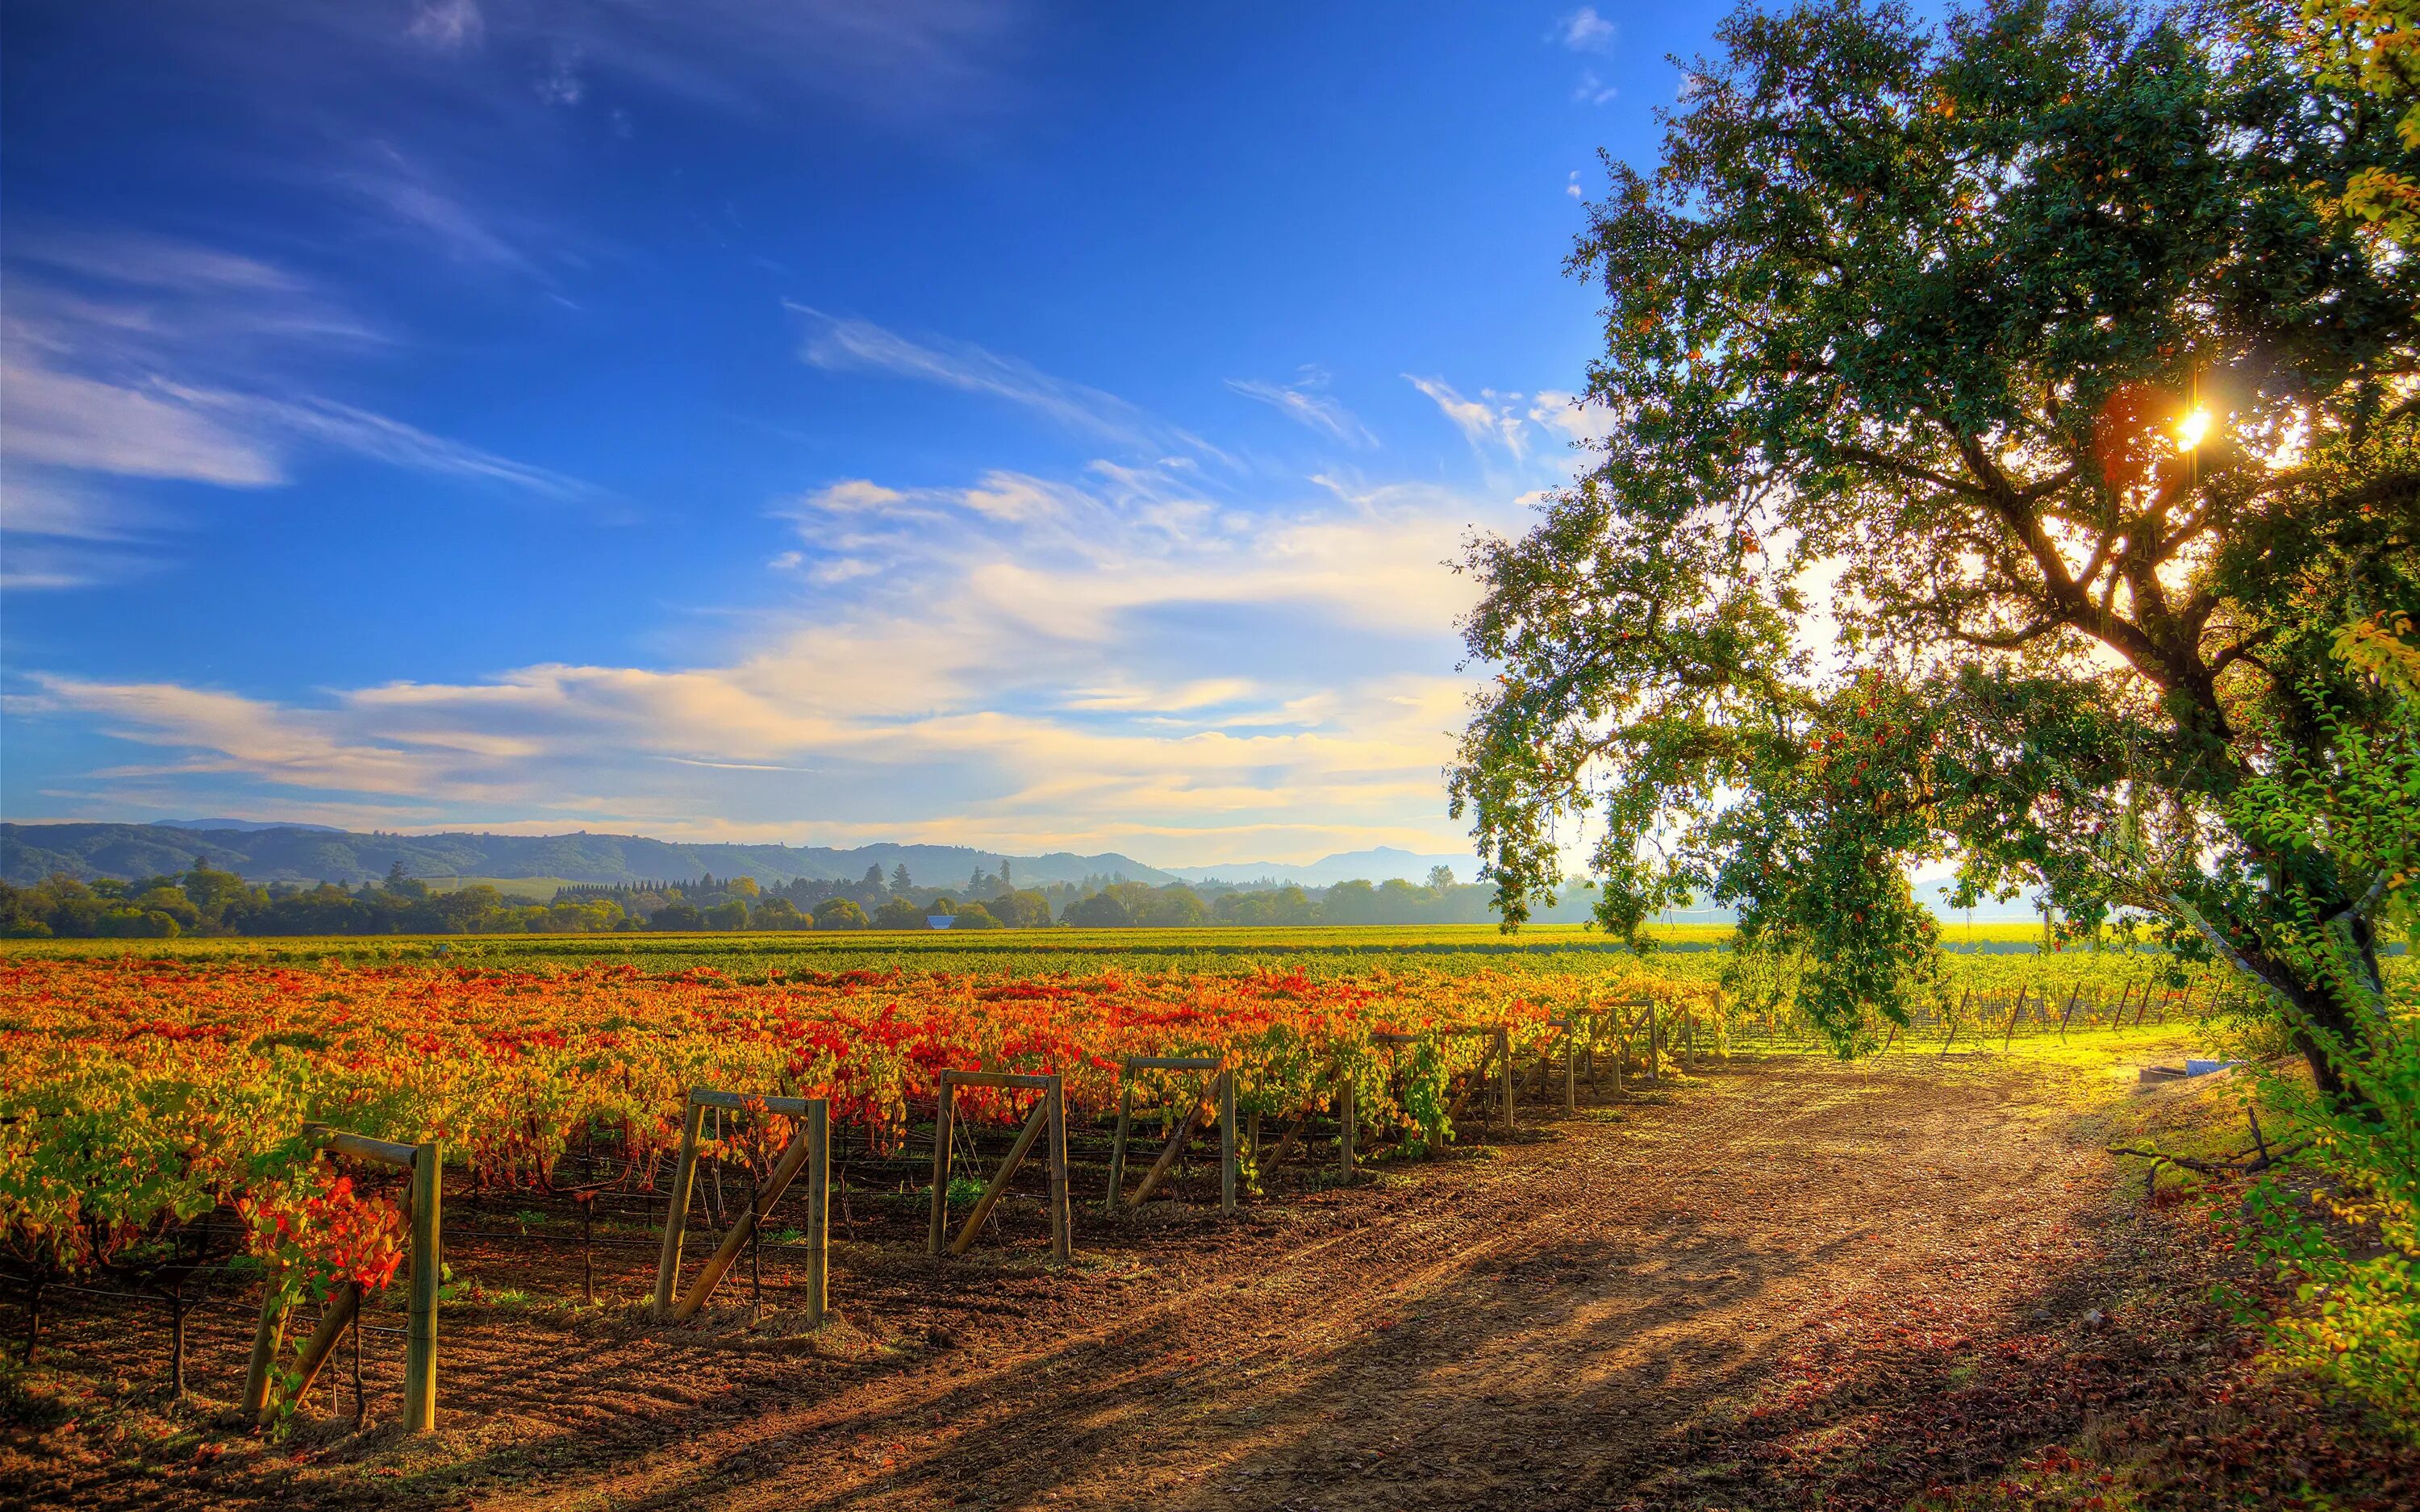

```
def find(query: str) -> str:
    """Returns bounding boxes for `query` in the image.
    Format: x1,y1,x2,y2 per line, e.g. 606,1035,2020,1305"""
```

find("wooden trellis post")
1105,1057,1236,1215
653,1089,830,1325
245,1127,440,1433
927,1070,1070,1260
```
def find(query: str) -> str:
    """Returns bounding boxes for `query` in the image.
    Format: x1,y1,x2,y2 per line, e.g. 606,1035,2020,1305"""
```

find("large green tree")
1451,0,2419,1098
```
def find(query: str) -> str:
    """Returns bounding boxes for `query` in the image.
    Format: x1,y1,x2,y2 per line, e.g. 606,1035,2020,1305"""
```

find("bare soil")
6,1047,2414,1511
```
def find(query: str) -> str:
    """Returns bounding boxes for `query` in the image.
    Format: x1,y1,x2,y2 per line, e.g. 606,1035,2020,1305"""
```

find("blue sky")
1,2,1725,867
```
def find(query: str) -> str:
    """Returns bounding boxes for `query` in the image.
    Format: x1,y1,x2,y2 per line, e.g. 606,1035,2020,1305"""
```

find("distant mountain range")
0,823,1183,890
0,822,2051,921
1163,846,1470,887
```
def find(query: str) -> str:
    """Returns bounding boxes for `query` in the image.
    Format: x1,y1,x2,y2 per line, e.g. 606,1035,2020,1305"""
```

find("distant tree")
181,860,249,917
873,897,929,930
999,857,1013,889
384,860,428,901
862,864,886,889
890,864,913,897
1322,879,1380,925
987,889,1053,928
1133,885,1209,927
651,901,705,931
130,884,200,930
1062,892,1134,928
813,898,869,930
754,897,809,930
703,899,750,931
1425,865,1457,891
728,876,759,898
949,901,1004,930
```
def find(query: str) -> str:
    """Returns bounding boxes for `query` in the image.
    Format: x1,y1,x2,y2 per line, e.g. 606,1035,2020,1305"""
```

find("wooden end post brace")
246,1127,438,1432
1646,1002,1661,1084
669,1094,827,1322
2056,986,2083,1039
949,1093,1049,1255
1108,1058,1229,1214
2003,988,2029,1050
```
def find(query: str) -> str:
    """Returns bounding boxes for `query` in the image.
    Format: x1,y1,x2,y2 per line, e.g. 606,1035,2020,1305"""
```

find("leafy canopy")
1453,0,2420,1073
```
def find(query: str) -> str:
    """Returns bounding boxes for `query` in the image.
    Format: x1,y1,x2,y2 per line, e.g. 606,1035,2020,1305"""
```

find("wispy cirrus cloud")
335,144,540,272
1404,376,1609,460
791,305,1230,464
0,227,595,584
1226,369,1376,448
1405,375,1529,458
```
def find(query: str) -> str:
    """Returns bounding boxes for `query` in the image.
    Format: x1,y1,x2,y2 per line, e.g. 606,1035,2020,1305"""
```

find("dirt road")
473,1053,2156,1511
17,1049,2398,1511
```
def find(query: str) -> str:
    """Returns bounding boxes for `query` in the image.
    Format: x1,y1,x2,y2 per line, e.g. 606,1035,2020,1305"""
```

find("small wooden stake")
1563,1024,1576,1111
1337,1078,1355,1179
1104,1082,1134,1214
1219,1069,1238,1214
1497,1029,1514,1132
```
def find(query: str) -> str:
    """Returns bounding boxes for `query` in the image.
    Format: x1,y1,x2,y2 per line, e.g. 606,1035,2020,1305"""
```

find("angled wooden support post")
668,1094,828,1322
949,1094,1045,1254
653,1097,709,1317
248,1125,436,1432
1107,1057,1230,1214
240,1256,289,1418
931,1070,1069,1258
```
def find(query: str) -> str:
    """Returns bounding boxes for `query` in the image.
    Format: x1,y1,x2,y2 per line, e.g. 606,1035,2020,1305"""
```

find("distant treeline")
0,858,1585,938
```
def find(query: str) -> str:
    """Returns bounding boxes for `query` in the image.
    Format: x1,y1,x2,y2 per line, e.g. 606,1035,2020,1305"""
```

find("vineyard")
9,927,2371,1510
